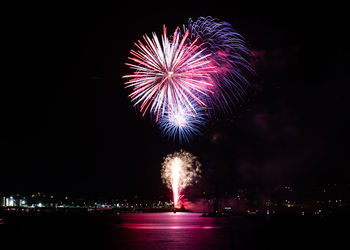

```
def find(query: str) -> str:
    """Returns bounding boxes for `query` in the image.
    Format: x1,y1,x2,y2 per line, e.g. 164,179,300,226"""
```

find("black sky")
1,3,348,199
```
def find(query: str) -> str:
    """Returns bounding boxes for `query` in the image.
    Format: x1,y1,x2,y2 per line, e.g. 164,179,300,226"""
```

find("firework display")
123,16,251,142
158,101,207,142
161,150,201,208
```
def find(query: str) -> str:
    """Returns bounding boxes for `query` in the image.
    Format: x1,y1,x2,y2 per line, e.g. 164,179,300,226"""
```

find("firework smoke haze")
161,150,201,208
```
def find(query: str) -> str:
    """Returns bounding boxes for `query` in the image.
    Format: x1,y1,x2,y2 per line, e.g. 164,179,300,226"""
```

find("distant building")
4,197,13,206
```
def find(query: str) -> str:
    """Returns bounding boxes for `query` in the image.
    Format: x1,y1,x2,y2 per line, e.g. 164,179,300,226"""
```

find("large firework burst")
123,16,252,142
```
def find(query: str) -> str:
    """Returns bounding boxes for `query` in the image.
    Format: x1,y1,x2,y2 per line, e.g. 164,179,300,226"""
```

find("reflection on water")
121,224,221,229
119,212,223,230
111,212,231,249
1,212,348,249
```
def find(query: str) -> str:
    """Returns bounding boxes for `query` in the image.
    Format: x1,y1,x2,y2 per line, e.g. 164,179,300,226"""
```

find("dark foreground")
0,212,348,250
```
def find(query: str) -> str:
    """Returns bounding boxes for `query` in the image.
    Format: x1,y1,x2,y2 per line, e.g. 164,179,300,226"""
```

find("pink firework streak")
161,150,201,208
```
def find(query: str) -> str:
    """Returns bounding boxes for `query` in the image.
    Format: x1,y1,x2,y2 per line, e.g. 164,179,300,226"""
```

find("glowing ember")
161,150,201,208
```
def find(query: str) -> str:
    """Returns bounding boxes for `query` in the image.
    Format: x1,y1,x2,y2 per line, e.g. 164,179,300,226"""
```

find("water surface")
1,212,347,249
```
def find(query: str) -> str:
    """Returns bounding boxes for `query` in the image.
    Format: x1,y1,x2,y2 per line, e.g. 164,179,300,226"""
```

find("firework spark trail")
186,16,253,114
123,16,252,142
161,150,201,208
171,158,181,207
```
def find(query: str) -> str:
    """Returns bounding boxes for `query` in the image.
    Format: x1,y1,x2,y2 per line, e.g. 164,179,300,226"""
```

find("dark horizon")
1,3,348,199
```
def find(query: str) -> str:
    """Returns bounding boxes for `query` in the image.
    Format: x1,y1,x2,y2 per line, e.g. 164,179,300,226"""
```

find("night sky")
1,3,348,199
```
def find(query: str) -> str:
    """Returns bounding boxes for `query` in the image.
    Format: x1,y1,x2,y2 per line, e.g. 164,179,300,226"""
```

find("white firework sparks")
161,150,201,207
